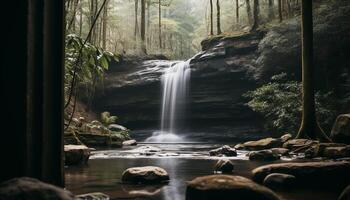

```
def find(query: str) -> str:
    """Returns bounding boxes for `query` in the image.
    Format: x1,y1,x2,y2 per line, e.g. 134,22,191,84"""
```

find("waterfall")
146,60,191,142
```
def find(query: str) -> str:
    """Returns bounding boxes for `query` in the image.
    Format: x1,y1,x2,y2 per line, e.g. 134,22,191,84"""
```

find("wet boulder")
108,124,128,132
209,145,237,157
121,166,169,184
0,177,74,200
214,159,234,173
282,139,318,151
123,139,137,146
75,192,109,200
248,150,280,161
323,146,350,159
270,148,290,156
186,175,280,200
242,138,282,151
252,161,350,188
64,145,91,166
331,114,350,144
263,173,296,189
280,133,292,143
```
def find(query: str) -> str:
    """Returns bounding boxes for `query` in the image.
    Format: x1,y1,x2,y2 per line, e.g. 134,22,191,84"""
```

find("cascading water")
146,60,191,142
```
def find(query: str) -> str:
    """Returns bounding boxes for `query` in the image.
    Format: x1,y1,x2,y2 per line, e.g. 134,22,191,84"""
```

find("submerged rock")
134,146,162,156
248,150,280,161
214,159,234,173
252,161,350,188
331,114,350,144
0,177,74,200
64,145,91,166
75,192,109,200
121,166,169,184
263,173,296,189
186,175,280,200
209,145,237,157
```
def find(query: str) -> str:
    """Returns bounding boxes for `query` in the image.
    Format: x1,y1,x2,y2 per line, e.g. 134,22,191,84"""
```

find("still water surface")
65,143,340,200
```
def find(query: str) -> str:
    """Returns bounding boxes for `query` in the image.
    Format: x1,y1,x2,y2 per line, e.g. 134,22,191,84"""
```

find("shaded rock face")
92,1,350,140
214,159,234,173
0,177,74,200
209,145,237,157
186,175,280,200
121,166,169,184
75,192,109,200
248,150,280,161
331,114,350,144
64,145,91,166
263,173,296,189
252,161,350,188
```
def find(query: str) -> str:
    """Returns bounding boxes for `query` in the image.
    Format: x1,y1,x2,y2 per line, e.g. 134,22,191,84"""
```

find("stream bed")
65,143,340,200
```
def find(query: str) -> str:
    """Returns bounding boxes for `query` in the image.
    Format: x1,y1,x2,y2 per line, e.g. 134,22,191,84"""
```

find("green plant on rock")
244,73,337,134
101,111,118,126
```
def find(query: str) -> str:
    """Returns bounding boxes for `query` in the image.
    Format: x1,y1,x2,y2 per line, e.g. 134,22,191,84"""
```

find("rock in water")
331,114,350,144
323,146,350,159
242,138,282,150
209,145,237,157
263,173,296,189
75,192,110,200
108,124,128,132
122,139,137,146
282,139,318,151
338,185,350,200
252,161,350,188
186,175,280,200
248,150,281,161
214,159,234,173
64,145,91,166
0,177,74,200
121,166,169,184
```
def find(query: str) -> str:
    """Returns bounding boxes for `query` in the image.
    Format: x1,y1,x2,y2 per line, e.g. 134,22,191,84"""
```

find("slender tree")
268,0,274,20
216,0,222,34
296,0,331,142
245,0,252,25
278,0,283,22
102,0,108,49
210,0,214,35
141,0,147,54
134,0,139,49
235,0,239,24
159,0,162,49
251,0,259,31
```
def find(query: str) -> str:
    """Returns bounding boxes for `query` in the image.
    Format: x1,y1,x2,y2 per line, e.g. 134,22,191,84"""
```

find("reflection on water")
65,144,340,200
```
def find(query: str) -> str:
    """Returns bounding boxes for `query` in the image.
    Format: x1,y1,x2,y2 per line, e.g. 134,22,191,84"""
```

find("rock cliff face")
92,1,350,141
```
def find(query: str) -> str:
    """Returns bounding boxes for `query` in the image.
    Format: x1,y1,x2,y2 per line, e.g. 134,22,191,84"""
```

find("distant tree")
141,0,147,54
268,0,274,20
210,0,214,35
134,0,139,49
102,0,109,49
158,0,162,48
251,0,259,31
296,0,331,142
216,0,222,34
278,0,283,22
235,0,239,24
245,0,252,25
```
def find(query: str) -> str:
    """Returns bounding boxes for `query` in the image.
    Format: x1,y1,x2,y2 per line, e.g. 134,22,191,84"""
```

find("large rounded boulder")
186,175,280,200
0,177,74,200
331,114,350,144
121,166,169,184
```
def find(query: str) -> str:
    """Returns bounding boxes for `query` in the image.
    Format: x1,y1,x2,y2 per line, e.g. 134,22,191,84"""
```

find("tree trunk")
278,0,283,22
268,0,274,20
159,0,162,49
236,0,239,24
216,0,222,34
245,0,252,25
296,0,331,142
102,0,108,49
210,0,214,35
251,0,259,31
134,0,139,49
79,2,83,36
141,0,147,54
146,0,151,47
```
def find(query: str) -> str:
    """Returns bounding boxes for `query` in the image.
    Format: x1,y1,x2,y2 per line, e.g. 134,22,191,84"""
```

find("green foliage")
64,34,119,102
244,73,338,134
101,111,118,126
